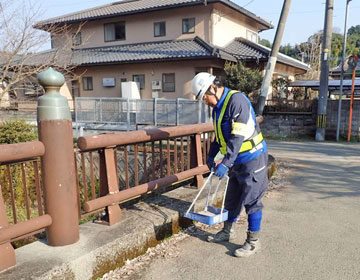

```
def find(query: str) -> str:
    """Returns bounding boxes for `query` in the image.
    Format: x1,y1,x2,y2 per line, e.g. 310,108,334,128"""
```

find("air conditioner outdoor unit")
152,80,162,90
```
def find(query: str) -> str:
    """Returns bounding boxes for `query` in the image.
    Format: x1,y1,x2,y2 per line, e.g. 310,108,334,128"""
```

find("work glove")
207,156,215,171
214,163,229,178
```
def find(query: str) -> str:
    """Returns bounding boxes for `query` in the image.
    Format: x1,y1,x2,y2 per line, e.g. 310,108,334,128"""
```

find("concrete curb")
1,178,227,280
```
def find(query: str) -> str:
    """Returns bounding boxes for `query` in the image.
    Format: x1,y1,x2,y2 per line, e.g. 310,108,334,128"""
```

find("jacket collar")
215,87,230,110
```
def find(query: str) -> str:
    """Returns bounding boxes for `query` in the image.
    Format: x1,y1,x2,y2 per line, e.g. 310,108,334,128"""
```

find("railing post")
190,133,204,189
0,186,16,272
97,148,122,226
37,68,79,246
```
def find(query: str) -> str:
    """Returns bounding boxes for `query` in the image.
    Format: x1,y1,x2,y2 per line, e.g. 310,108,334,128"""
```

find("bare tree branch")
0,0,84,103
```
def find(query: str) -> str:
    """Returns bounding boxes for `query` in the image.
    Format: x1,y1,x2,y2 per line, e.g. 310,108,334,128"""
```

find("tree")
348,25,360,37
0,0,83,103
224,61,262,101
331,33,344,68
279,43,297,58
259,38,271,48
296,31,322,80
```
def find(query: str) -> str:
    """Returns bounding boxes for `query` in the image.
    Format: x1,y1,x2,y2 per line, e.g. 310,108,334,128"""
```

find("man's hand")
214,163,229,178
207,156,215,171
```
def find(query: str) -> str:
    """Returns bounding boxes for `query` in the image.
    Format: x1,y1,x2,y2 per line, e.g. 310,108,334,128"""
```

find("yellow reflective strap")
239,132,264,153
239,141,253,152
217,90,238,154
213,111,219,143
231,122,250,136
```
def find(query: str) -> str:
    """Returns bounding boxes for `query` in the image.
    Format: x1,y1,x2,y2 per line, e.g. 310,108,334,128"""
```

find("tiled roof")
225,38,311,71
72,37,236,65
20,37,308,73
20,37,236,66
35,0,272,30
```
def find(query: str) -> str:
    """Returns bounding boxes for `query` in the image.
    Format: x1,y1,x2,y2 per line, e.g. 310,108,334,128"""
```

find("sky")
36,0,360,47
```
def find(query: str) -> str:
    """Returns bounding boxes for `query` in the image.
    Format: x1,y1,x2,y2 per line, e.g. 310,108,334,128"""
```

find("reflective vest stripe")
213,90,263,155
213,90,238,154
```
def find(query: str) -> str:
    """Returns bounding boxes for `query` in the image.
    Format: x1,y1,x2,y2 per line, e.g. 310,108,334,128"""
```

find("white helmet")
191,72,216,100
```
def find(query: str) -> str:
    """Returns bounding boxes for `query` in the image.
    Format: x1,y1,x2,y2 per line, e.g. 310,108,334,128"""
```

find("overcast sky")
37,0,359,46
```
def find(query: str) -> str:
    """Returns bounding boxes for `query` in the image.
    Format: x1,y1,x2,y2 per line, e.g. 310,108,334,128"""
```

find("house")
33,0,309,101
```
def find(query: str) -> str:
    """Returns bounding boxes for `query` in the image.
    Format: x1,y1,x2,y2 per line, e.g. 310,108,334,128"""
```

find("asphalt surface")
129,141,360,280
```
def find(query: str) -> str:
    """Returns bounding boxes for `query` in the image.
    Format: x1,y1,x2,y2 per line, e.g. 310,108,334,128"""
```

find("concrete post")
0,186,16,272
316,0,334,141
37,68,79,246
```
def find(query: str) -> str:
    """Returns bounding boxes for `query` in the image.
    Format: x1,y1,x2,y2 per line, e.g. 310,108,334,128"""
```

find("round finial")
37,67,65,88
37,67,71,121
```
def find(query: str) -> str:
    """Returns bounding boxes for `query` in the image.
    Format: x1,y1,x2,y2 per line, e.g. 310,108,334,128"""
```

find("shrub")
224,61,262,100
0,119,38,222
0,119,37,144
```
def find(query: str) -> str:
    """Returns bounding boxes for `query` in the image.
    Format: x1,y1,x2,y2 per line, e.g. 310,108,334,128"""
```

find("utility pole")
336,0,352,141
255,0,292,116
316,0,334,141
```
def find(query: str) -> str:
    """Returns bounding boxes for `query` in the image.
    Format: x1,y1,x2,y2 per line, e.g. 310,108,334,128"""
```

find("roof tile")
35,0,271,30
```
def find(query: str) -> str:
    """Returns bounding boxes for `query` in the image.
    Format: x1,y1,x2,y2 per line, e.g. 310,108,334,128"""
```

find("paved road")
132,141,360,280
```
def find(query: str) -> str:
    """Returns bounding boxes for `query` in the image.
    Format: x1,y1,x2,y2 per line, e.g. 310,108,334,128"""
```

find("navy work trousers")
225,151,269,223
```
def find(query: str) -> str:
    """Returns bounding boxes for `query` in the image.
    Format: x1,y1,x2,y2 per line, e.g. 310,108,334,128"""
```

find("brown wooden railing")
0,141,52,271
76,123,214,224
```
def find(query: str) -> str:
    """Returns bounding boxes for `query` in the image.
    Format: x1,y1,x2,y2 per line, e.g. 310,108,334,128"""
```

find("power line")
242,0,256,8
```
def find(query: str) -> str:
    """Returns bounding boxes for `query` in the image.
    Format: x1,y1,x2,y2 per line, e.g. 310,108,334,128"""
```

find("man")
191,72,268,257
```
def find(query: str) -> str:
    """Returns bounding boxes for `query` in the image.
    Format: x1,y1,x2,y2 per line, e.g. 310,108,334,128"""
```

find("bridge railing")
0,68,216,273
76,123,214,225
0,141,52,271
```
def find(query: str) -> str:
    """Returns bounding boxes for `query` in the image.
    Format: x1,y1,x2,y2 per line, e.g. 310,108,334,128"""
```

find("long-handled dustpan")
184,172,229,226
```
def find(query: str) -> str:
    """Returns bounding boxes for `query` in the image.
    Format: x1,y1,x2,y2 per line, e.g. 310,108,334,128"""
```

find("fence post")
100,98,103,123
176,98,180,126
0,186,16,272
75,97,79,137
154,98,158,126
190,133,204,189
198,100,202,123
37,68,79,246
127,98,130,130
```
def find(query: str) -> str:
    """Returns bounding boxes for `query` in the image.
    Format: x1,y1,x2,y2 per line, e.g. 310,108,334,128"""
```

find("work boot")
233,231,261,257
207,221,234,243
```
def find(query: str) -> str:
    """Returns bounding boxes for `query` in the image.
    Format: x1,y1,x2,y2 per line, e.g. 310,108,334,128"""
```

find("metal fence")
264,98,314,113
75,97,211,132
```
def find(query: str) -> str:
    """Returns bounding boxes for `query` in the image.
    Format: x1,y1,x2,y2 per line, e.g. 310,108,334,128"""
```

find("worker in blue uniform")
191,72,268,257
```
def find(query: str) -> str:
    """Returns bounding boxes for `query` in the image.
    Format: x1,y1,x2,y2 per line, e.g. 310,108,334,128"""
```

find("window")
154,22,166,37
162,73,175,92
82,77,93,91
246,30,258,43
104,22,126,42
182,18,195,34
133,74,145,90
72,32,82,46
